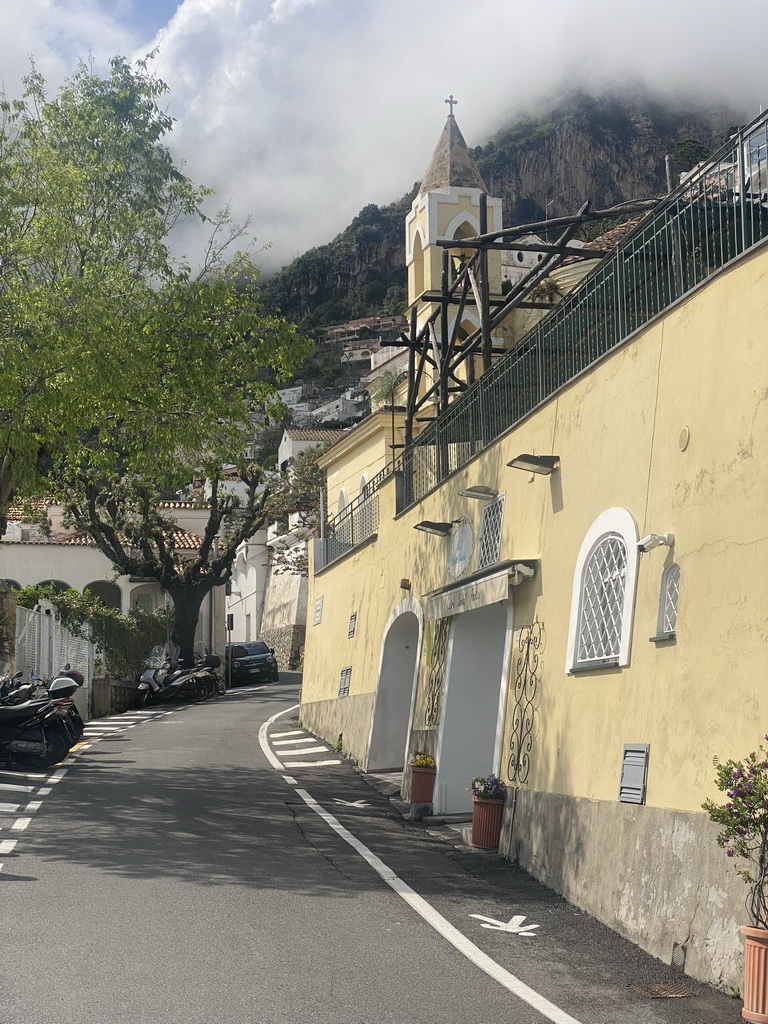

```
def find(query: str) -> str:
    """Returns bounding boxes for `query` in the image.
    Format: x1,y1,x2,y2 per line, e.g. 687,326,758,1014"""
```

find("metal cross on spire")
445,94,458,116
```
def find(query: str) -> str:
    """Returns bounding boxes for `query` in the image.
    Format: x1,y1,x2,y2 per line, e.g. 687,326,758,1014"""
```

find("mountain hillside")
264,89,742,329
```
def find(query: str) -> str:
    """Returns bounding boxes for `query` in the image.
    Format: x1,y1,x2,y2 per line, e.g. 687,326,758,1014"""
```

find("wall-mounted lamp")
400,578,411,591
413,520,455,537
507,453,560,475
458,485,498,501
637,532,674,552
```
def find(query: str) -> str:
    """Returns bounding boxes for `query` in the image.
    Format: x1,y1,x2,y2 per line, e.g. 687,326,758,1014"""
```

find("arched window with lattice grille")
566,508,639,672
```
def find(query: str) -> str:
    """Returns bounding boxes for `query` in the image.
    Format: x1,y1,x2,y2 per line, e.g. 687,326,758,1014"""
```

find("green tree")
2,55,312,661
0,55,307,521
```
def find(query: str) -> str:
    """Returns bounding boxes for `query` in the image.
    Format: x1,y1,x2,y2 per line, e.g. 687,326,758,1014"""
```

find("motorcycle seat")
0,699,51,722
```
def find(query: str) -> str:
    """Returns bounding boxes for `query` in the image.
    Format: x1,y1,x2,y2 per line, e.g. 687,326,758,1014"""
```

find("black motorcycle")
0,677,80,768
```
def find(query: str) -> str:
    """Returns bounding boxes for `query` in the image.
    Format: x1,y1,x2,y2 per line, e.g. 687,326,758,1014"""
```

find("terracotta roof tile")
285,428,347,441
6,499,51,522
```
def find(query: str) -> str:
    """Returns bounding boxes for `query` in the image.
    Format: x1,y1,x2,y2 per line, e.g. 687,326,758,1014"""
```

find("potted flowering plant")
409,752,436,805
470,774,506,850
703,739,768,1022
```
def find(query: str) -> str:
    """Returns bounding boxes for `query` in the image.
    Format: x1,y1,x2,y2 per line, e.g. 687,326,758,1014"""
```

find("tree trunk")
168,585,210,667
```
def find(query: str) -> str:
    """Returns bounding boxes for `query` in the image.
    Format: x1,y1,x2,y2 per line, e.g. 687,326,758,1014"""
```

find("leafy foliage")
0,54,310,517
1,54,313,661
703,742,768,928
16,583,167,679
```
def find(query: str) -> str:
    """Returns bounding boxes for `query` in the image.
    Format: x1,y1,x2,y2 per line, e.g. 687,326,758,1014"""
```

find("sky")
0,0,765,276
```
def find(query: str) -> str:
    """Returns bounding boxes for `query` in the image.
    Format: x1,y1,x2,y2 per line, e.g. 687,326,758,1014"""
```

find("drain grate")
629,983,695,998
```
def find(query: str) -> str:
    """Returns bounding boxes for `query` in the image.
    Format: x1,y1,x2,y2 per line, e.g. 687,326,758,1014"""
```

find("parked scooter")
1,669,85,746
137,646,210,705
0,677,80,768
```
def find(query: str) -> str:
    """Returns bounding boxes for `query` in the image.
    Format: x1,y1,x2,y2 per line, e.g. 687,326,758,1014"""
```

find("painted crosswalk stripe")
283,759,343,767
273,737,317,746
0,782,35,793
0,802,20,813
12,818,31,831
272,730,306,738
0,839,17,853
24,801,42,813
280,745,329,754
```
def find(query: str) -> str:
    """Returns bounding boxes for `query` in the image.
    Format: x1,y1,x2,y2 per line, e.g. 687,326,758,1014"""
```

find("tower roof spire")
420,98,487,194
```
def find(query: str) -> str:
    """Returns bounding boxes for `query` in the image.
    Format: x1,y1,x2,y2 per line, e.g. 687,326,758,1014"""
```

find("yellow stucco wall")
320,412,403,513
304,242,768,815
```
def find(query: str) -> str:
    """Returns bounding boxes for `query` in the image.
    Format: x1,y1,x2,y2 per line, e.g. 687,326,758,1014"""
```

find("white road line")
272,737,315,746
295,789,583,1024
24,801,42,813
0,802,20,812
257,704,301,770
47,769,68,783
257,704,581,1024
0,782,35,793
282,775,298,785
0,839,17,853
0,770,46,780
37,787,51,795
279,745,329,754
11,817,31,831
272,730,306,738
283,759,343,767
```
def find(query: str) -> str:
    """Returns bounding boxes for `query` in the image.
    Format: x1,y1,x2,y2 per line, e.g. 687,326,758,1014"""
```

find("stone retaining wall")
259,624,305,671
91,678,140,717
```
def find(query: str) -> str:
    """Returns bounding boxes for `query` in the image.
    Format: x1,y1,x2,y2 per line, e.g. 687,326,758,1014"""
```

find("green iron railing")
401,111,768,510
316,463,391,571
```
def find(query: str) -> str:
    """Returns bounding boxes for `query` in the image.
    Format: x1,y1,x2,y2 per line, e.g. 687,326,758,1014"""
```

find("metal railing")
401,112,768,509
316,464,392,570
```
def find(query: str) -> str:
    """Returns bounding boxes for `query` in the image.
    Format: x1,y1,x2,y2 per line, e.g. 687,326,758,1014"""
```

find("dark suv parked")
225,641,279,686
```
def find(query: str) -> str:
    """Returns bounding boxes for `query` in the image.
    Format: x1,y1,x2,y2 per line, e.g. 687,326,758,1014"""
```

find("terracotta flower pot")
471,795,505,850
409,765,436,804
742,925,768,1022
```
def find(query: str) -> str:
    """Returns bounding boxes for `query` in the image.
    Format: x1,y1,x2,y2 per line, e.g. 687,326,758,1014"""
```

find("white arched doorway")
367,601,421,771
434,601,510,813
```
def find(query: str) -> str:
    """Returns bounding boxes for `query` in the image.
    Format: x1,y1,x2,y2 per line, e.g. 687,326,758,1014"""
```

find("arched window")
337,489,348,516
654,563,680,640
85,581,122,611
566,508,639,672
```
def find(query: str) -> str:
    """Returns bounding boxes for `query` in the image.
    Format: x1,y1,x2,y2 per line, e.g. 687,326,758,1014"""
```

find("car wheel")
271,672,280,682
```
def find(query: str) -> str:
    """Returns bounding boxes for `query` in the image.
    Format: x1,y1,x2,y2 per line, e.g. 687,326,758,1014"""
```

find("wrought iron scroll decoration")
425,617,450,727
507,619,544,785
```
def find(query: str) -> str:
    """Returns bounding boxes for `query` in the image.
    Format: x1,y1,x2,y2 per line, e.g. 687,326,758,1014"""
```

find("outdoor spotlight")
413,520,454,537
507,453,560,475
638,532,674,552
458,485,498,501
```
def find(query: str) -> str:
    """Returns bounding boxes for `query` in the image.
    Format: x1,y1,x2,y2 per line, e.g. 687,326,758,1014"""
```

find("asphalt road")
0,675,744,1024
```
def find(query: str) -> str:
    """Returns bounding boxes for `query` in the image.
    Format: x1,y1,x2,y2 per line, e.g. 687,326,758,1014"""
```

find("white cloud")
0,0,764,274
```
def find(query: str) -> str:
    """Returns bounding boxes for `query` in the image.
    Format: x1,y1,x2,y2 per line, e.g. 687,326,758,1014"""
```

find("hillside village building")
300,105,768,991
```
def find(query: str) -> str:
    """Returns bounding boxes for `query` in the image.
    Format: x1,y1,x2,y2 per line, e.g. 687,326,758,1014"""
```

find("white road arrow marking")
333,799,370,807
470,914,540,936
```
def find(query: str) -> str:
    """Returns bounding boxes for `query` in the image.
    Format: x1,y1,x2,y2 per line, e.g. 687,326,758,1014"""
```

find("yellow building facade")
302,108,768,990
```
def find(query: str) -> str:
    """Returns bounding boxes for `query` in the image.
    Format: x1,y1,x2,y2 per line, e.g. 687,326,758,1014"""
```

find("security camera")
637,532,674,552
